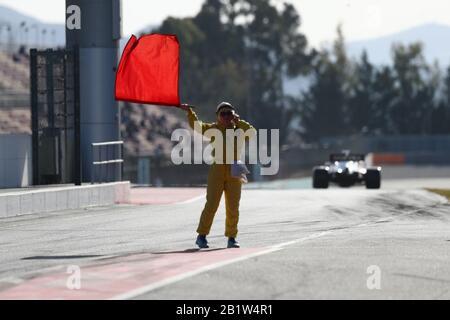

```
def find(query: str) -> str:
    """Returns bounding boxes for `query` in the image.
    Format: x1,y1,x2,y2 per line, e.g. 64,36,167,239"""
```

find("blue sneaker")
196,235,209,249
227,237,240,248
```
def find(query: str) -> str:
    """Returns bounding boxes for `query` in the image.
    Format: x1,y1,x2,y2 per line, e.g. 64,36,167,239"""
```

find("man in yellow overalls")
179,102,255,248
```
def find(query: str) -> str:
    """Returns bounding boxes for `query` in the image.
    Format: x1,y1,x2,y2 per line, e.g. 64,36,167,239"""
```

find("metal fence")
30,48,81,185
0,90,29,109
91,141,124,184
320,135,450,153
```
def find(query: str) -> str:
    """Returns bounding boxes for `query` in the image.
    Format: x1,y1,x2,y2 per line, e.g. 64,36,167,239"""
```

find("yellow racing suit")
187,107,255,238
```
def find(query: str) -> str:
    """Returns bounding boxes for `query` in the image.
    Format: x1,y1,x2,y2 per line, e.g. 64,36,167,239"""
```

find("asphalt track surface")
0,176,449,299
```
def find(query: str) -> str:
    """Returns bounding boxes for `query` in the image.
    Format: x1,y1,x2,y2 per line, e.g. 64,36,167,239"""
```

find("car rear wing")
329,153,365,162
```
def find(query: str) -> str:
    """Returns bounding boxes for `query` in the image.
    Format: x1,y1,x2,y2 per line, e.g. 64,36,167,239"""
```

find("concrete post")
65,0,122,182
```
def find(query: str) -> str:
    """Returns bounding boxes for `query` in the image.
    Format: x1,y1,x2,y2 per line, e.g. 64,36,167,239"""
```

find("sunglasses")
219,110,234,117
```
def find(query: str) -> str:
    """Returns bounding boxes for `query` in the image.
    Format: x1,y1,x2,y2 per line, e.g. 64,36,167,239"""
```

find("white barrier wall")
0,181,131,218
0,134,32,188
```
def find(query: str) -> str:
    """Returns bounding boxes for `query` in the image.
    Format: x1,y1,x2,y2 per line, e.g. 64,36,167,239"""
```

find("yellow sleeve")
187,107,214,135
235,119,256,139
235,119,255,131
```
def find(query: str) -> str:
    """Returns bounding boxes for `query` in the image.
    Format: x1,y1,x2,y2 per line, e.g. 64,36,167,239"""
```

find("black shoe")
196,235,209,249
227,237,240,248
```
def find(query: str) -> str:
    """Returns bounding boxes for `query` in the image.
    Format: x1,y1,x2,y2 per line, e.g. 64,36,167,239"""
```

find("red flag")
115,34,180,106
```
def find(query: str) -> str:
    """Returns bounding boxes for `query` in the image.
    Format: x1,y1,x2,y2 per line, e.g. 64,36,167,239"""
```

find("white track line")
174,194,205,205
270,231,333,249
110,202,448,300
111,230,333,300
110,246,281,300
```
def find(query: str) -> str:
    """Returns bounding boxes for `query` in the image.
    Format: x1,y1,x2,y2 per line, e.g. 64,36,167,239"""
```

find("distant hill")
283,23,450,96
0,5,65,49
0,5,39,25
2,4,449,67
0,5,159,54
347,23,450,67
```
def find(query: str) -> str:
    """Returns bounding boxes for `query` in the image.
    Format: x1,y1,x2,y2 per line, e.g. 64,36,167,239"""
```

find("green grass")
426,189,450,201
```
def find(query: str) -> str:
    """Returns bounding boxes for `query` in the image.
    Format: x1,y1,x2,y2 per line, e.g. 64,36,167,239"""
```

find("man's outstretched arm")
233,114,256,139
179,104,214,135
235,119,255,131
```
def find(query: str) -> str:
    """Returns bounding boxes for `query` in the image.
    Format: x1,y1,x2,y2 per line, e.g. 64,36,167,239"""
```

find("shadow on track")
22,255,104,260
152,248,228,255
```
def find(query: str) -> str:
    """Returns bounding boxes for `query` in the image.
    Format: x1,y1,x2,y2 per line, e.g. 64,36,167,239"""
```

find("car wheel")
365,169,381,189
313,168,329,189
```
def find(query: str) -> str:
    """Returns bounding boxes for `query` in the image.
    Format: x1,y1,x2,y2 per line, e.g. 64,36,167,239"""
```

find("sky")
1,0,450,47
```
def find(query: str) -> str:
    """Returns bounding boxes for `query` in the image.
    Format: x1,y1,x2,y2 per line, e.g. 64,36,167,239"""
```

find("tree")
153,0,313,144
371,65,399,134
137,0,449,147
390,43,437,134
155,17,206,109
297,26,348,142
347,51,375,134
299,53,346,142
239,0,312,144
431,65,450,134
